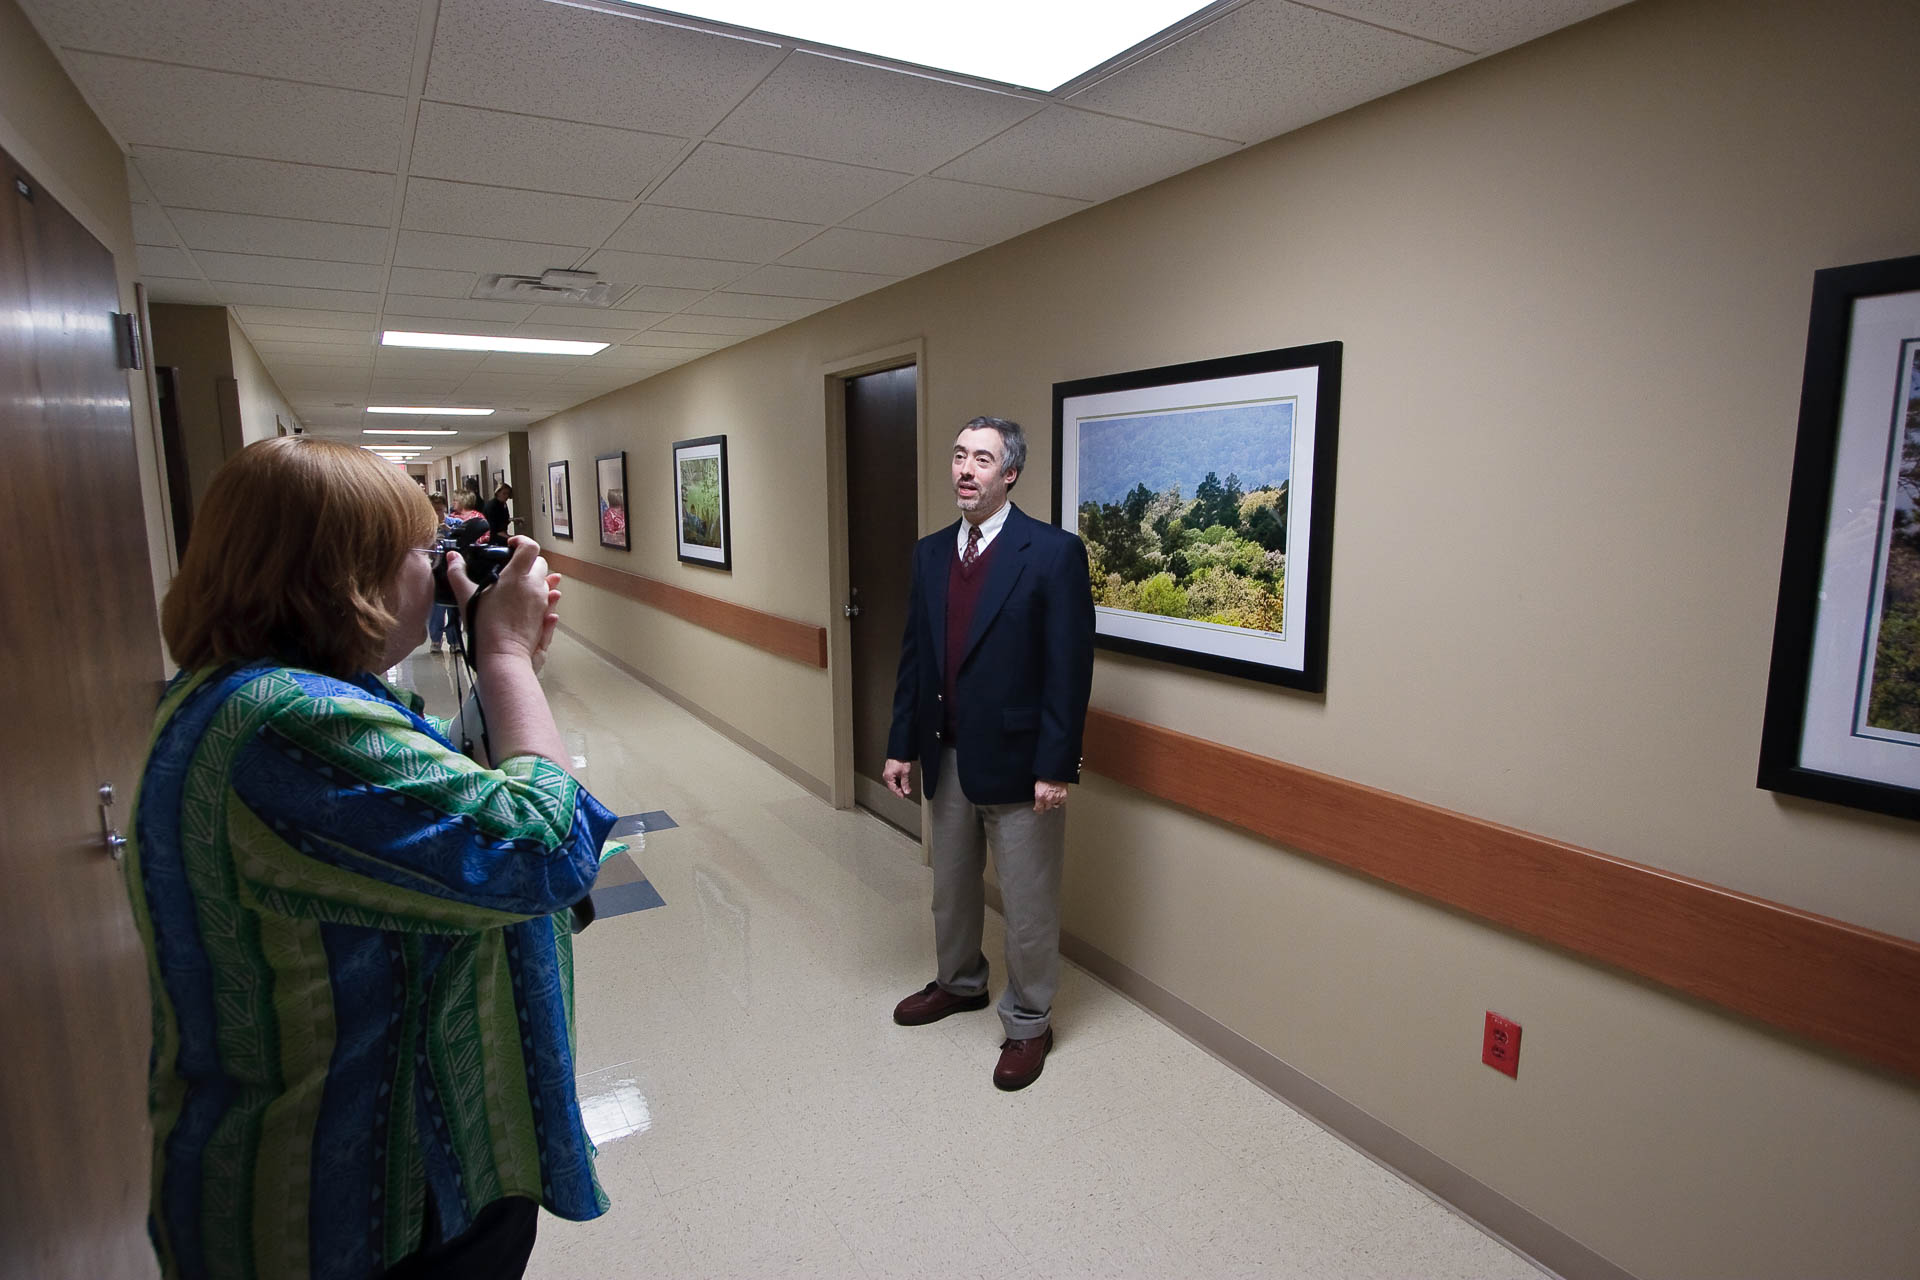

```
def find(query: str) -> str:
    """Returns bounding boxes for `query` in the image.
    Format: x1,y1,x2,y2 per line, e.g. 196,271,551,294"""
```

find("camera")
431,538,513,597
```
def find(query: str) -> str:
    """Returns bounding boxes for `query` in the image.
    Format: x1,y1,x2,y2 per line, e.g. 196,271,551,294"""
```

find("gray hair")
962,416,1026,487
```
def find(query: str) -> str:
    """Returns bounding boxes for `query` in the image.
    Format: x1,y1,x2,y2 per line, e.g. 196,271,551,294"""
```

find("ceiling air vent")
472,269,620,307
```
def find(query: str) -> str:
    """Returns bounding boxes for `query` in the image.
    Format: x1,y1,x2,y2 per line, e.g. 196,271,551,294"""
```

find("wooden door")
844,365,920,833
0,146,165,1280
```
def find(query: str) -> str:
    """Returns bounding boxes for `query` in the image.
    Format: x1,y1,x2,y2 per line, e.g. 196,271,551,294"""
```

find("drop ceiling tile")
605,346,703,364
127,161,158,206
631,331,737,351
778,227,973,276
1309,0,1632,55
934,106,1238,202
605,205,821,262
32,0,419,93
133,148,395,224
522,307,668,331
196,252,387,291
426,0,783,133
393,230,588,275
169,209,390,263
1068,3,1469,144
402,179,631,245
143,278,226,305
686,293,834,321
475,353,592,374
257,347,375,367
410,101,685,201
589,346,687,368
710,51,1043,171
217,282,382,311
383,294,537,322
131,203,179,246
66,54,404,170
645,143,911,225
136,245,198,278
578,249,753,291
386,266,479,298
243,324,377,346
235,306,378,331
372,377,471,395
613,285,711,313
843,177,1088,244
377,347,489,372
511,322,640,342
724,263,896,301
648,313,781,337
381,314,525,337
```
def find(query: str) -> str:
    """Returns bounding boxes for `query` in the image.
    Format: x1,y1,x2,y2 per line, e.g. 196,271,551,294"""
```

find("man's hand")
883,758,914,799
1033,780,1068,813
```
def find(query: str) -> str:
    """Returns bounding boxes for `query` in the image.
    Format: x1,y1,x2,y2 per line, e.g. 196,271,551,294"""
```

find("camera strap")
457,582,495,764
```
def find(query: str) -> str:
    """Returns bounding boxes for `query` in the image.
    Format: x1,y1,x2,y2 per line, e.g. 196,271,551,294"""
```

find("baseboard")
559,623,833,804
981,884,1637,1280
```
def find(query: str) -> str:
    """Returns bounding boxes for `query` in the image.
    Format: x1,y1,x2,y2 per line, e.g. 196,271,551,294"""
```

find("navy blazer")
886,503,1095,804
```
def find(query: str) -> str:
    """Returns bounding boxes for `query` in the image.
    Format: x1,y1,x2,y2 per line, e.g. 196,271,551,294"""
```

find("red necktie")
963,523,981,572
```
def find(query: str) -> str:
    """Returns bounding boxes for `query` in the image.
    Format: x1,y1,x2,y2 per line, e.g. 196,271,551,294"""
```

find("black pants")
380,1197,538,1280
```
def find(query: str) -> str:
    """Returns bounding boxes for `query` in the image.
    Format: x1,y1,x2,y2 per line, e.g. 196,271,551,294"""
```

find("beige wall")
529,0,1920,1274
0,0,173,608
226,313,299,445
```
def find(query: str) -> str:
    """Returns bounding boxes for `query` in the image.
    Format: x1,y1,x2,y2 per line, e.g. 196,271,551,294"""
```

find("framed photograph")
434,477,446,496
1053,341,1341,690
492,467,506,490
548,459,573,540
672,435,732,570
1759,253,1920,820
596,451,630,551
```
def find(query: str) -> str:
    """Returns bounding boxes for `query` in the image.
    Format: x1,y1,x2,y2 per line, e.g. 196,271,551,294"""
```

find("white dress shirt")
957,500,1013,558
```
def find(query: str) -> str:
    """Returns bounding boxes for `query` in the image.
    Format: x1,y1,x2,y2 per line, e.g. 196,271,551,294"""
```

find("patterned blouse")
127,664,616,1280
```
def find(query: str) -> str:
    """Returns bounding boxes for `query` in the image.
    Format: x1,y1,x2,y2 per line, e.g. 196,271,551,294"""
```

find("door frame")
822,338,927,827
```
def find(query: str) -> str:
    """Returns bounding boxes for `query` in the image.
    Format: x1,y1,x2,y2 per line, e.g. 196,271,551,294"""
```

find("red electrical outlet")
1482,1011,1522,1078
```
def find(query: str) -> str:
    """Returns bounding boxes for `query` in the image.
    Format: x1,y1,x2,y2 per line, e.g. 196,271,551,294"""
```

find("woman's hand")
446,537,564,669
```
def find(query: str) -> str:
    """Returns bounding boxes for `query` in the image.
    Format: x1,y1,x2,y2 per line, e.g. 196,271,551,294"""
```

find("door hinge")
112,311,143,370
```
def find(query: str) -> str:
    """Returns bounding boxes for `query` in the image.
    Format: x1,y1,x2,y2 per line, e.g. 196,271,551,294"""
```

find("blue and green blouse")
127,663,617,1280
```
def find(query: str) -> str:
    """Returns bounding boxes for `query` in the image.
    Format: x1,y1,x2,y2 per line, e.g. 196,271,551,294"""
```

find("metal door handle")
99,782,126,861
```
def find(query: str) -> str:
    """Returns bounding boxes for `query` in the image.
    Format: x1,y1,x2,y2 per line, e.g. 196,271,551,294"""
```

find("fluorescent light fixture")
367,406,495,415
364,428,461,436
624,1,1210,91
382,331,608,356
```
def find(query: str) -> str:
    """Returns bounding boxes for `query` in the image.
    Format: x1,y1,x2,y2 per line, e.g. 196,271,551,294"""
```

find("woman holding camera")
129,438,614,1280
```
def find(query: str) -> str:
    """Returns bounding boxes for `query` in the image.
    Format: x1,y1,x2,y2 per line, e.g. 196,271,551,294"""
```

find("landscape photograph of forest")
1865,342,1920,737
1076,399,1296,637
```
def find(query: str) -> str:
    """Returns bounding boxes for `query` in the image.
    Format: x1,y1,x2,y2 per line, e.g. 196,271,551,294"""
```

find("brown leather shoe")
992,1027,1054,1091
893,981,990,1026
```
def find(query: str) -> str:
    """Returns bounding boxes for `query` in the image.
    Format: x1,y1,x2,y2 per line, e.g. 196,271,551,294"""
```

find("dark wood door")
845,365,920,833
0,146,165,1280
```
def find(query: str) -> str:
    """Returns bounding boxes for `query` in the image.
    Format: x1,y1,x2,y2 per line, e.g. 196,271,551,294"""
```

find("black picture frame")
596,451,630,551
548,459,573,540
672,434,732,571
1052,341,1341,691
1758,253,1920,821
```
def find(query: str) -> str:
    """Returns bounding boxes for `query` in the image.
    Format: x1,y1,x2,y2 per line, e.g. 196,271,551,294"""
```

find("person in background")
427,493,461,655
883,416,1095,1092
129,436,615,1279
485,482,514,542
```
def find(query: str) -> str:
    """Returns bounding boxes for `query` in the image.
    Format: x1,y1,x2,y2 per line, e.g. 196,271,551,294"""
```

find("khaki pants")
927,751,1065,1040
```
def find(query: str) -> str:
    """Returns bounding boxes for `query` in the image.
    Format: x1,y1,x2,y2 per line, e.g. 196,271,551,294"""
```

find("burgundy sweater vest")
941,532,1001,742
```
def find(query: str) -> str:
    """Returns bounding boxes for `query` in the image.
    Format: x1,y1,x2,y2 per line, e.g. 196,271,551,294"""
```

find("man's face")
952,426,1015,522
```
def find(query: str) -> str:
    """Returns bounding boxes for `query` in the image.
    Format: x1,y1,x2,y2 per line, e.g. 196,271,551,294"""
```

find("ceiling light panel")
624,1,1214,91
382,331,609,355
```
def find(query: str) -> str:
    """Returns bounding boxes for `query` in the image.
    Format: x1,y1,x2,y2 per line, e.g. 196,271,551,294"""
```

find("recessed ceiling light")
364,428,461,436
367,405,495,415
623,0,1211,91
381,331,608,356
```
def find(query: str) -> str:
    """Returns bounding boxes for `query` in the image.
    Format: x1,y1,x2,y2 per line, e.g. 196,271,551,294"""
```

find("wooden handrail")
546,550,828,669
1083,708,1920,1081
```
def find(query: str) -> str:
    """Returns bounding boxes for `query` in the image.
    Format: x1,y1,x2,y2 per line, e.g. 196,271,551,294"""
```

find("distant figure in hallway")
427,492,462,654
884,415,1095,1091
485,481,514,542
129,437,615,1280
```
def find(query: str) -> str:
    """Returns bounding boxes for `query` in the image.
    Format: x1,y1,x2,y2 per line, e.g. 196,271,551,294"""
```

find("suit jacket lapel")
926,521,956,678
960,505,1030,670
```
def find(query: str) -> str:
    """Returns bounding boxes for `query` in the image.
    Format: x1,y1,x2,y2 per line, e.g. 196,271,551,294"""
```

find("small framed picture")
434,477,446,495
492,467,506,490
1759,253,1920,820
548,460,573,540
596,451,630,551
672,435,731,570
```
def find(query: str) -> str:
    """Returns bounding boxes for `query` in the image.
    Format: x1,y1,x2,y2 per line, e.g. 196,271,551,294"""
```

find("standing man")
884,416,1095,1091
